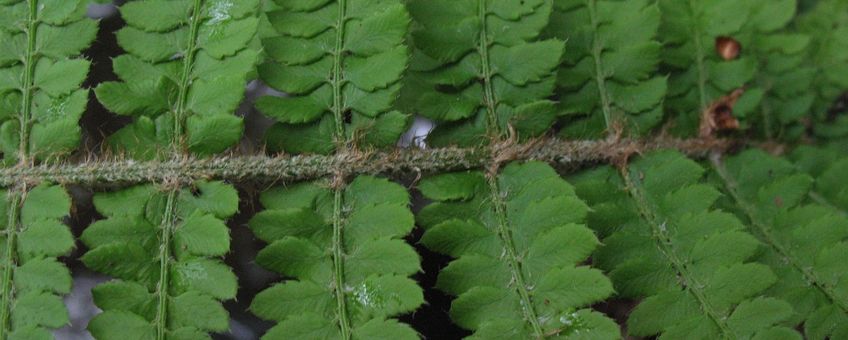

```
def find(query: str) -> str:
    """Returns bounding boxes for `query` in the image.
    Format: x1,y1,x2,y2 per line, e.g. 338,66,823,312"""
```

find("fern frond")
546,0,666,138
417,161,618,339
80,181,239,339
795,0,848,139
711,149,848,339
95,0,260,159
0,184,74,339
258,0,411,154
402,0,564,146
573,151,799,338
249,176,422,339
0,0,95,164
659,0,758,135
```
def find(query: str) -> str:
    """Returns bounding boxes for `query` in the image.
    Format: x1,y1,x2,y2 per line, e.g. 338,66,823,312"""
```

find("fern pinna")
417,164,618,338
546,0,666,138
249,177,422,339
257,0,411,154
403,0,563,146
571,151,800,339
659,0,759,135
795,0,848,139
249,0,423,338
83,0,259,338
94,0,259,159
81,182,239,339
711,150,848,339
0,0,94,338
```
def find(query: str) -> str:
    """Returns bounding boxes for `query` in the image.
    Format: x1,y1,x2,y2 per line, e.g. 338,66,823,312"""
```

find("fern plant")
571,151,800,339
711,149,848,339
0,1,845,339
545,0,666,138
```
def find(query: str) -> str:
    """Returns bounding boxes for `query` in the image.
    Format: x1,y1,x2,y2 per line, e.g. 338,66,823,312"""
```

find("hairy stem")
153,190,179,340
0,190,22,339
477,0,500,137
486,177,545,338
18,0,38,166
620,166,737,339
172,0,204,154
0,137,735,187
711,155,848,312
331,0,348,145
331,189,352,339
587,0,615,133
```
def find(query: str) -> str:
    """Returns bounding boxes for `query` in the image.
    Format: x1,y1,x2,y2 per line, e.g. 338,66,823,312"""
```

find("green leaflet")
258,0,412,154
795,0,848,139
546,0,666,138
249,176,422,339
712,149,848,339
0,184,74,339
572,151,799,339
0,0,95,164
81,181,239,340
659,0,758,136
401,0,564,147
417,161,618,339
95,0,260,159
791,145,848,213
